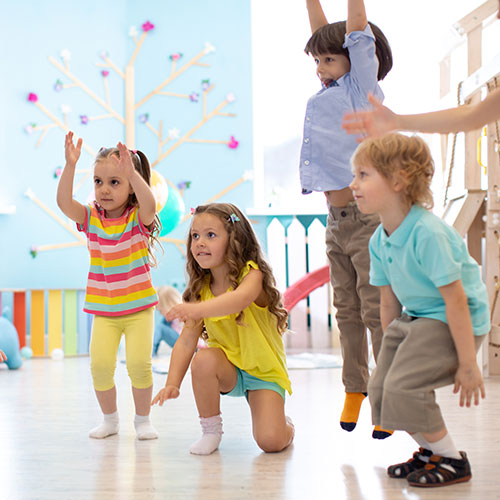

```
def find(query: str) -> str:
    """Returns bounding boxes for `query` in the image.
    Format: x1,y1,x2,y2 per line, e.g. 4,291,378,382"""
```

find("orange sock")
340,392,367,431
373,425,394,439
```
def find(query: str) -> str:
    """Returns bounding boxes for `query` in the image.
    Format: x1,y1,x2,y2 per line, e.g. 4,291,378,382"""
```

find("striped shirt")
77,203,158,316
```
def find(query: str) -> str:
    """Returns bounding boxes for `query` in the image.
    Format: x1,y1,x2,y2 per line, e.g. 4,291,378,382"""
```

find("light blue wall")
0,0,252,290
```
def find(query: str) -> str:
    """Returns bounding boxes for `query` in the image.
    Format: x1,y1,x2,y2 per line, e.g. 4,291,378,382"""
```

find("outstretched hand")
151,385,180,406
64,131,83,167
166,302,203,322
342,93,398,141
453,363,485,407
114,142,135,180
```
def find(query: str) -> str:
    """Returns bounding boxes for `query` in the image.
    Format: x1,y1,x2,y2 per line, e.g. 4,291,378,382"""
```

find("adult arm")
56,131,87,225
439,280,485,407
306,0,328,33
342,88,500,138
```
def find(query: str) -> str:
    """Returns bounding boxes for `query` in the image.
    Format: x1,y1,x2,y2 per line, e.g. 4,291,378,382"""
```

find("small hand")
151,385,180,406
453,362,485,407
0,350,6,363
114,142,135,180
342,93,398,141
64,131,83,167
166,303,202,322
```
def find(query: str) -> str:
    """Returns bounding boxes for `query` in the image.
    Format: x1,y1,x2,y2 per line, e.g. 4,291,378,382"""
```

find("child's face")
313,52,351,86
190,213,229,272
350,161,402,216
94,158,133,218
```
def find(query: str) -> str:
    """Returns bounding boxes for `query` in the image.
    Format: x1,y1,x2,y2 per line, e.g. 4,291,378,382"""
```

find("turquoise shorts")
224,367,286,401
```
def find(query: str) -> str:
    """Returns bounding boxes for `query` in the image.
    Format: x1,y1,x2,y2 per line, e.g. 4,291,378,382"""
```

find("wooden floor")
1,353,500,500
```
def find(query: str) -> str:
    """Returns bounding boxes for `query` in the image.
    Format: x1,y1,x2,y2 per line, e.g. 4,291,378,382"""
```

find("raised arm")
343,88,500,139
439,280,485,407
151,320,202,406
346,0,367,34
115,142,156,226
57,132,87,225
166,269,264,323
306,0,329,33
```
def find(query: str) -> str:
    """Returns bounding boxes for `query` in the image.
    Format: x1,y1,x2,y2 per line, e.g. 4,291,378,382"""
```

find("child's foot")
89,411,119,439
387,448,433,478
190,414,223,455
372,425,394,439
134,414,159,440
340,392,367,431
406,451,471,487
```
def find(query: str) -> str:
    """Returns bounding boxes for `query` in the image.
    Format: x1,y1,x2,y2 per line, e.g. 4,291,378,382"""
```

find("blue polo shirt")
369,205,490,335
300,24,384,193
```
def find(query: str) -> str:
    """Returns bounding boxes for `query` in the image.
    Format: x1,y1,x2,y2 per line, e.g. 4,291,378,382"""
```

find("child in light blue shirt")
350,133,490,488
301,0,393,438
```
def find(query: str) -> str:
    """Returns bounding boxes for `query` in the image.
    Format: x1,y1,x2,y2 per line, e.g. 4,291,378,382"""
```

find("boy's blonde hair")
352,133,435,209
157,285,182,316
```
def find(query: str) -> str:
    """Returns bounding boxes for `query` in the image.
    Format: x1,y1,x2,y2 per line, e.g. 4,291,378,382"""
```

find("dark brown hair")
304,21,393,81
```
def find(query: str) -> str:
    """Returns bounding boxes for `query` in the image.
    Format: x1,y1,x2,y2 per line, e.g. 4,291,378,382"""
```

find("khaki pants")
368,315,486,433
325,204,382,392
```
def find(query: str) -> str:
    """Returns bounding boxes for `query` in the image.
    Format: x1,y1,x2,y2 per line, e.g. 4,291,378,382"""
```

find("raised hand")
64,131,83,167
151,385,180,406
114,142,135,180
342,93,398,141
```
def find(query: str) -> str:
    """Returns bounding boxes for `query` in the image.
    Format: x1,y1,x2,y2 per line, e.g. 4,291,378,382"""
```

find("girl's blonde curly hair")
184,203,288,335
351,133,435,209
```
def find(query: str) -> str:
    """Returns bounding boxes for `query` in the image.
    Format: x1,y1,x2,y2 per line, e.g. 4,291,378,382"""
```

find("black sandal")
387,448,433,478
406,451,472,487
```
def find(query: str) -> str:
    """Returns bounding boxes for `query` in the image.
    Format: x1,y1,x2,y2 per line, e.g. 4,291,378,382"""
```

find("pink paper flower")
53,167,62,178
139,113,149,123
54,80,63,92
80,115,89,125
228,136,239,149
201,79,210,91
24,123,36,134
142,21,155,32
169,53,183,61
189,92,199,103
101,70,109,78
30,246,38,258
27,93,38,103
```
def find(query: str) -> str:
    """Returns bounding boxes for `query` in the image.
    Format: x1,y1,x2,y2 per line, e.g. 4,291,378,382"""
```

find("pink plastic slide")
283,265,330,311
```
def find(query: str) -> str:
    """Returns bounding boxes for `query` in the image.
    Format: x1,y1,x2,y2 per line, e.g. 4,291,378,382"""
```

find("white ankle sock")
411,432,432,460
134,414,159,440
89,411,119,439
190,414,223,455
429,433,461,459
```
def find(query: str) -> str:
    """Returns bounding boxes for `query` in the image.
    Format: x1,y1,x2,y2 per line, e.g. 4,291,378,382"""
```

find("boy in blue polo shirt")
350,133,490,488
301,0,393,437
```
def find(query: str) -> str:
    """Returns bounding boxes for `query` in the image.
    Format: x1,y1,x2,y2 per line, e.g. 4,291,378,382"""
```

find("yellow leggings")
89,308,154,391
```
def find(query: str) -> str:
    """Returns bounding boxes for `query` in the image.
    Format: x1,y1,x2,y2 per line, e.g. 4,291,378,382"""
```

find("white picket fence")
249,211,339,350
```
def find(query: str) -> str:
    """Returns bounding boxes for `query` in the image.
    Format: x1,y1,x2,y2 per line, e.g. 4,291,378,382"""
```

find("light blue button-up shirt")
300,25,384,193
369,205,491,335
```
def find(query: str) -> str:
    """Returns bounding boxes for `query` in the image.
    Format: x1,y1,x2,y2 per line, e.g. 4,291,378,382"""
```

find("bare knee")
254,428,289,453
190,348,220,378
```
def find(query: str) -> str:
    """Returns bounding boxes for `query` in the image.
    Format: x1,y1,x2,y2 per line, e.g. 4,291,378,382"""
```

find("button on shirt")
300,25,384,193
369,205,491,335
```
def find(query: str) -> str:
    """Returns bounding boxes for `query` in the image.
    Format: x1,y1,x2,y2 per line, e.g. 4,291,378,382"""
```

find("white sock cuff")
429,433,461,459
134,414,150,423
104,411,119,422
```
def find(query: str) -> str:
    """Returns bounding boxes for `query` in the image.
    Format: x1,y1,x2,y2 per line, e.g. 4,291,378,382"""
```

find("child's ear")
392,171,407,192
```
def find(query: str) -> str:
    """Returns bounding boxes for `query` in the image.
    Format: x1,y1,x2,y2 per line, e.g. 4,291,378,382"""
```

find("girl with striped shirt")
57,131,160,440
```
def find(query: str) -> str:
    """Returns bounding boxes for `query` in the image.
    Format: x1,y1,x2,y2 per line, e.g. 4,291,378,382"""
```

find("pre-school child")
301,0,393,437
350,134,490,487
153,285,183,355
151,203,294,455
57,131,160,440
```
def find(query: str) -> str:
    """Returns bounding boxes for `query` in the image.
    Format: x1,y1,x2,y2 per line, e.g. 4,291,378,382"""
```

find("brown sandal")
406,451,472,487
387,448,433,478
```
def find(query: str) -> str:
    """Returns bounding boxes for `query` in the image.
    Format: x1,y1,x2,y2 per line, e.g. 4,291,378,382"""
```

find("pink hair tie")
190,207,196,214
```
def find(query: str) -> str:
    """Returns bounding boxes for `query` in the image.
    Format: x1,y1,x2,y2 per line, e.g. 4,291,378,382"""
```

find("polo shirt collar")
381,204,424,247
